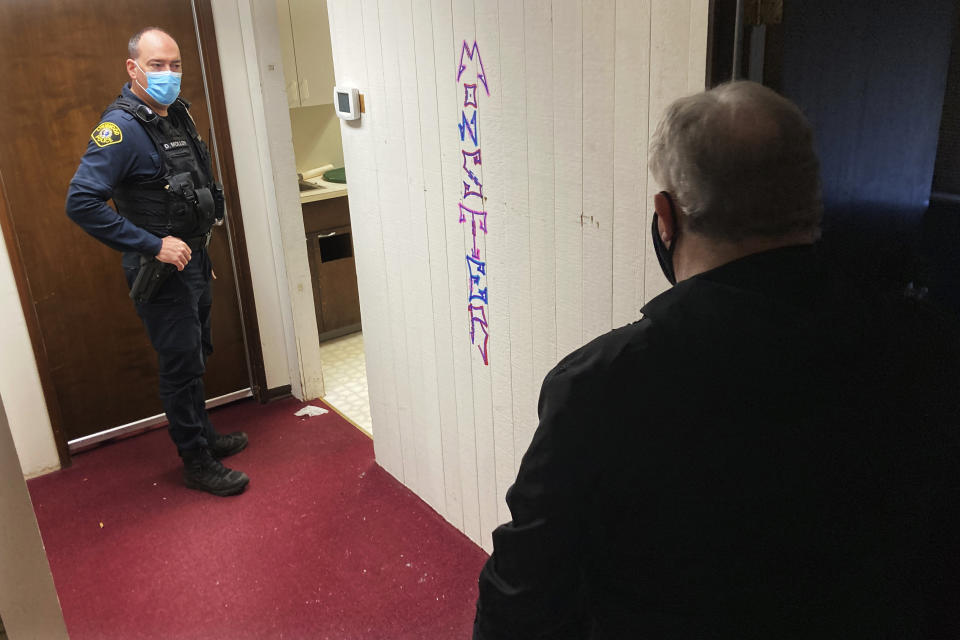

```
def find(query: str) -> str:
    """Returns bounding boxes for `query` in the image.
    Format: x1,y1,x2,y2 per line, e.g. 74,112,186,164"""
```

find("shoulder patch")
91,122,122,148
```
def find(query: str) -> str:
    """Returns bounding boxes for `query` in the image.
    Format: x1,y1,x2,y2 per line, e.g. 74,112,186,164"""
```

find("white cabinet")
276,0,336,108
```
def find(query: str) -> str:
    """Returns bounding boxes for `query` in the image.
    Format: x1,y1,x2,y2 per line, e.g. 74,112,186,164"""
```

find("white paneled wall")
328,0,709,551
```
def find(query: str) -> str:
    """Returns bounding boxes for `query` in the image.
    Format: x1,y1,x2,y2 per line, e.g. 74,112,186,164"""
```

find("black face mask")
651,191,677,286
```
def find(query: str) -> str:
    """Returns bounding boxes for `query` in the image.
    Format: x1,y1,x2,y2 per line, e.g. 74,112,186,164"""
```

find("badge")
91,122,122,148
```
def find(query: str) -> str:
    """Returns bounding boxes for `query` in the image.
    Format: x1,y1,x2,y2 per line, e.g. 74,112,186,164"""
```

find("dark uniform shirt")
66,84,172,256
475,245,960,639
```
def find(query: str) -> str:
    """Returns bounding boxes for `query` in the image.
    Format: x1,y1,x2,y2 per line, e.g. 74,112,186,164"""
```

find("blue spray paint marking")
457,41,490,365
459,110,478,146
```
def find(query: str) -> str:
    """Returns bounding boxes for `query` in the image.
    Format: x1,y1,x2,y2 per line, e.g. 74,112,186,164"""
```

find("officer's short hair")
128,27,174,60
649,81,823,242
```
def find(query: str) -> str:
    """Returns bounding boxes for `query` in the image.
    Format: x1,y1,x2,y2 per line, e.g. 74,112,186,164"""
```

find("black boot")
209,431,248,459
182,448,249,496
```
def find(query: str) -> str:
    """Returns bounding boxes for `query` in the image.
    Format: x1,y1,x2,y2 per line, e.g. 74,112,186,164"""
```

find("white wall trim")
211,0,324,399
0,223,59,477
236,0,303,395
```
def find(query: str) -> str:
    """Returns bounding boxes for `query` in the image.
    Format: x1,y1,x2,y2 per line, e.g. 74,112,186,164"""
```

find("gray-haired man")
475,81,959,639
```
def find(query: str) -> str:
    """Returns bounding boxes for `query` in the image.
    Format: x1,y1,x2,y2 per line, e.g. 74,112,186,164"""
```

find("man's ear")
653,191,676,245
126,59,138,82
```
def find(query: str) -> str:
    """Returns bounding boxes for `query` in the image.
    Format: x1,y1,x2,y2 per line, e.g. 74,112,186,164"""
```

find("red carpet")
28,397,488,639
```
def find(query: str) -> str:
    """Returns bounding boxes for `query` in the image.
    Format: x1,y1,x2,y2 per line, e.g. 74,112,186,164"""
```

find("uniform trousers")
123,248,216,453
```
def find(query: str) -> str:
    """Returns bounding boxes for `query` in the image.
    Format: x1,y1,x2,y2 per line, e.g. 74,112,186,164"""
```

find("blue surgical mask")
135,62,182,106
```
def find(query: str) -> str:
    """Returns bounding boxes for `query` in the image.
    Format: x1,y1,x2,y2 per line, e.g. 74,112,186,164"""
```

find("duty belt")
183,232,212,252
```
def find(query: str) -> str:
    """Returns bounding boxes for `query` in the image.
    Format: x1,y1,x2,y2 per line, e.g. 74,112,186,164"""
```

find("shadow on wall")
289,103,345,172
815,198,960,320
817,201,924,293
770,0,959,319
921,198,960,316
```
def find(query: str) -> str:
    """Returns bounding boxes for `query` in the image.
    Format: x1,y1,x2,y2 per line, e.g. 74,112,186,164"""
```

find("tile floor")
318,331,373,435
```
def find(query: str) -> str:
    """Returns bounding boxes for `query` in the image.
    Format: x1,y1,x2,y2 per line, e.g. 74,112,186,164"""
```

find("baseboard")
318,324,362,343
262,385,293,403
68,388,253,454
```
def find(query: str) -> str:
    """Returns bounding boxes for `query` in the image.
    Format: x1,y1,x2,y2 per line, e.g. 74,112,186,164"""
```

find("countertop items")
299,164,348,203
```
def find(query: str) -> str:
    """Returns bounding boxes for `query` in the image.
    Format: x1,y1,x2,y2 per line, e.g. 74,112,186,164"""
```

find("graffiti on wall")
457,40,490,365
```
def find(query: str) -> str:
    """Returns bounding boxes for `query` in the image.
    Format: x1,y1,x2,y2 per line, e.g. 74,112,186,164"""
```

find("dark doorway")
709,0,960,313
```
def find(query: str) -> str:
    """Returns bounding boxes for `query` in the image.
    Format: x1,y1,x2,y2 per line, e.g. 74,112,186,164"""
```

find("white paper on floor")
294,405,329,417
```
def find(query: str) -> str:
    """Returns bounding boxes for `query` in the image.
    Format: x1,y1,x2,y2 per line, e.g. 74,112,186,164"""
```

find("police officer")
66,27,249,497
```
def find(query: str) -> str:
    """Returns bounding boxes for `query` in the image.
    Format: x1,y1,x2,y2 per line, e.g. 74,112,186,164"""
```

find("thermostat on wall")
334,87,360,120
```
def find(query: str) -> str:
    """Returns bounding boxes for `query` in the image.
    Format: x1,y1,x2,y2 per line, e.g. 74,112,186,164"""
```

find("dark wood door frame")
0,179,72,468
0,0,269,470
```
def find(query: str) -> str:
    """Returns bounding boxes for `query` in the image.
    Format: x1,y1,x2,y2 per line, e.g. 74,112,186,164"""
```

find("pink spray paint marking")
457,41,491,365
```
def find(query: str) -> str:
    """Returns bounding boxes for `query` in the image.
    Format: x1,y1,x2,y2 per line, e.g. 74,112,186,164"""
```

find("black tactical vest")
106,95,224,239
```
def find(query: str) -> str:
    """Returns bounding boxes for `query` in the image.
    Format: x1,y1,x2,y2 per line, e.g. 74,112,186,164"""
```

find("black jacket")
475,245,960,639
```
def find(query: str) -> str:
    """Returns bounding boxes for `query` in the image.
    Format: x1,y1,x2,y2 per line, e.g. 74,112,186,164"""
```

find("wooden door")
0,0,252,444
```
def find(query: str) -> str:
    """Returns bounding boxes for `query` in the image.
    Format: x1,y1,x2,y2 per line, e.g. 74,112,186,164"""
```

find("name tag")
163,140,189,150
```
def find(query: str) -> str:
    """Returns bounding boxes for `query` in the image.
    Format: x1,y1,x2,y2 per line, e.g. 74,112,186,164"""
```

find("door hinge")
746,0,783,26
